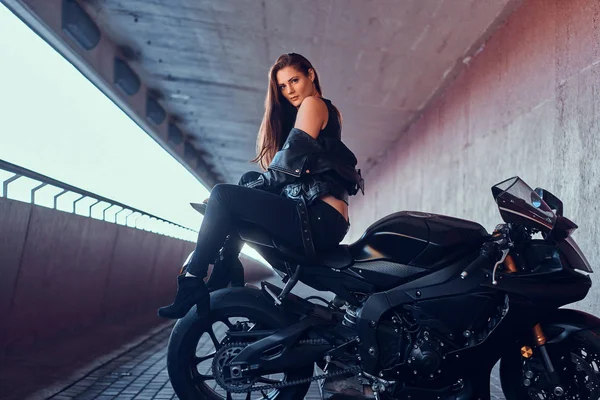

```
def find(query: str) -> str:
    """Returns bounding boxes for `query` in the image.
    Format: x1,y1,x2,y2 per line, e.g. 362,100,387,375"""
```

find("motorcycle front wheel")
500,328,600,399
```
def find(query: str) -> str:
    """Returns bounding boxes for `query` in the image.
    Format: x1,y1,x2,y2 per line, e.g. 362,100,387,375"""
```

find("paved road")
46,323,505,400
47,279,505,400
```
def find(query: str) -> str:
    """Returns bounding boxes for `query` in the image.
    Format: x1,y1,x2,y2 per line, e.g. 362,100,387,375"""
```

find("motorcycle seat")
237,221,353,269
190,202,353,269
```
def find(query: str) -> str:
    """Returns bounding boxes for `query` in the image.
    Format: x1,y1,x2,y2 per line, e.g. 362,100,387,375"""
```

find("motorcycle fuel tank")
349,211,489,268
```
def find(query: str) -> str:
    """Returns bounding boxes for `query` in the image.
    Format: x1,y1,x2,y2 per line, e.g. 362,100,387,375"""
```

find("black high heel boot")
230,257,245,287
206,262,231,292
157,274,210,319
206,248,245,291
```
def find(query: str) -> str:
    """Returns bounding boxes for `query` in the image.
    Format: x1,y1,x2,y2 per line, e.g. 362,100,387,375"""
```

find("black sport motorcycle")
166,177,600,400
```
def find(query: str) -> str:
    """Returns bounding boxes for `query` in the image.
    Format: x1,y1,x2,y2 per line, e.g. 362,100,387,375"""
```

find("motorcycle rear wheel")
500,328,600,400
167,293,314,400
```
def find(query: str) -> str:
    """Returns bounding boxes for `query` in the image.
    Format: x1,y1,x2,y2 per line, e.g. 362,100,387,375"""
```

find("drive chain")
213,339,362,393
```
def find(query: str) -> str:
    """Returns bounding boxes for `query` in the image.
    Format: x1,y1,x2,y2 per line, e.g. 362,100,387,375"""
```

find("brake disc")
524,346,600,399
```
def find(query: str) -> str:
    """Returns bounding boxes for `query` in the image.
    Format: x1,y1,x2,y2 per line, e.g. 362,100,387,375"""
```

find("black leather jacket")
243,127,364,204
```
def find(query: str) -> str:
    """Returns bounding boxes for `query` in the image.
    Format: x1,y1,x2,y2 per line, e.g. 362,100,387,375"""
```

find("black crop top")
318,98,341,141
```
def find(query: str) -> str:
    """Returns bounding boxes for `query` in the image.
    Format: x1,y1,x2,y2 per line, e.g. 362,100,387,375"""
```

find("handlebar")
460,240,506,280
460,253,492,279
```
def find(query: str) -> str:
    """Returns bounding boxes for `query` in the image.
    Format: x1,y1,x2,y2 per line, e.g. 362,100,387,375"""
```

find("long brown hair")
252,53,331,170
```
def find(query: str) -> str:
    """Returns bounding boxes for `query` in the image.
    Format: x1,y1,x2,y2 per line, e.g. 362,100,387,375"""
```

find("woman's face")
276,66,317,108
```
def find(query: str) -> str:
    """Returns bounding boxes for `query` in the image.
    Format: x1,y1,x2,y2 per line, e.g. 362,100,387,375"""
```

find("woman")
158,53,363,319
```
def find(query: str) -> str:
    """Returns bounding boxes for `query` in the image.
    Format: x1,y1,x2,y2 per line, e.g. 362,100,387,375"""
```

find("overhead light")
114,57,140,95
171,93,190,100
61,0,101,50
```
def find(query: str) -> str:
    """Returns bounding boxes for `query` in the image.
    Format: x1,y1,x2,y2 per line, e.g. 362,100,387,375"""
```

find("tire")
166,287,314,400
500,328,600,400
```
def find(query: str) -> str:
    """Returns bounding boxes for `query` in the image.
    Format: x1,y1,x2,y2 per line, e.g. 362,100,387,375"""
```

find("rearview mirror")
534,188,563,216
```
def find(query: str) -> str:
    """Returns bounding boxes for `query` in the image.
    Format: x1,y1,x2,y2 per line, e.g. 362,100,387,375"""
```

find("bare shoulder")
301,95,327,108
295,96,328,139
300,96,328,116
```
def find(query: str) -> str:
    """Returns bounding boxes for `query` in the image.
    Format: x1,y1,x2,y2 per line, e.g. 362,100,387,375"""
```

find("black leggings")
187,182,350,277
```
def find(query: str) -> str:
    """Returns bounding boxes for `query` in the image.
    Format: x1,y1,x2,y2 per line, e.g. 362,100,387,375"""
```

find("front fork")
521,322,565,397
534,324,565,396
504,253,565,396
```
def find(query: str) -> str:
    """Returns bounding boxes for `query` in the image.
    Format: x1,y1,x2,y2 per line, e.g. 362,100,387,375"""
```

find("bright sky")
0,4,262,261
0,4,211,236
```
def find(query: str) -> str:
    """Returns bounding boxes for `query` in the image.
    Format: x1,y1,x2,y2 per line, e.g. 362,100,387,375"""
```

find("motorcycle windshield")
491,177,557,232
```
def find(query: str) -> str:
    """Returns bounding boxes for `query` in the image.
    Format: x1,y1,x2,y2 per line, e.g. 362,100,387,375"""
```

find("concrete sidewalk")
42,322,324,400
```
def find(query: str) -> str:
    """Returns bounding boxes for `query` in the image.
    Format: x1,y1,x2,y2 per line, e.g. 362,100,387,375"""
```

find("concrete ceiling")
8,0,522,186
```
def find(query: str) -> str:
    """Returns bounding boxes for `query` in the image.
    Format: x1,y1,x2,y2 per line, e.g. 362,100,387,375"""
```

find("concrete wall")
0,197,193,398
0,196,275,398
0,197,194,354
347,0,600,313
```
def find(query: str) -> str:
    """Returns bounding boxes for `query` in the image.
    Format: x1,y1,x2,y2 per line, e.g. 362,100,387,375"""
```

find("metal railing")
0,159,197,241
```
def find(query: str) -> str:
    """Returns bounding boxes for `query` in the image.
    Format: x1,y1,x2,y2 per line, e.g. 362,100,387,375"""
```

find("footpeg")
277,265,302,302
263,284,282,306
263,265,303,306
